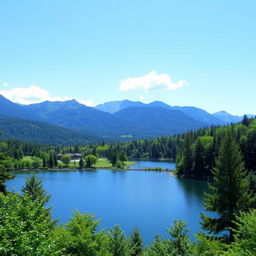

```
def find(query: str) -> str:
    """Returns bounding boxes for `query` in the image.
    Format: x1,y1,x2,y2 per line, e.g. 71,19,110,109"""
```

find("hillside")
23,100,156,139
212,111,243,123
0,95,35,120
0,95,246,142
96,100,226,125
95,100,145,113
171,106,225,125
114,106,206,135
0,115,99,145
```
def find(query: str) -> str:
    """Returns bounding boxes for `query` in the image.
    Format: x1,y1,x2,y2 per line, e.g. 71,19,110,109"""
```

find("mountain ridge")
0,95,249,143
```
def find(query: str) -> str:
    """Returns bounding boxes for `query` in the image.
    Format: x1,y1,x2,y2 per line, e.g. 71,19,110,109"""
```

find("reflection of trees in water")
176,178,209,205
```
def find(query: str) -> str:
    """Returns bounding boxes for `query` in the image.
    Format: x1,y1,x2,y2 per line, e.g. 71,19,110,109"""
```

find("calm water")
6,161,209,244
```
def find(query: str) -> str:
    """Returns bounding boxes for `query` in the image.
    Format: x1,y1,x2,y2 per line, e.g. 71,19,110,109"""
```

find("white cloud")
77,99,95,107
2,82,8,87
139,95,145,101
119,71,187,92
0,85,94,107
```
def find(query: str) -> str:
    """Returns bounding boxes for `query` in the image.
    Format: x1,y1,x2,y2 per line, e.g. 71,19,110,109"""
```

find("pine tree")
0,152,13,193
79,158,84,169
242,115,250,126
130,228,143,256
22,173,50,204
177,133,193,177
108,225,131,256
192,139,205,177
201,130,252,242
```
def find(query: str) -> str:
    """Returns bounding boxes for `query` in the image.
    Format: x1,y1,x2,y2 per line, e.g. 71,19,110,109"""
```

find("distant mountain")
96,100,225,125
114,106,206,136
0,95,35,119
23,100,156,139
1,95,250,143
95,100,145,113
0,115,99,145
172,106,225,125
212,111,242,123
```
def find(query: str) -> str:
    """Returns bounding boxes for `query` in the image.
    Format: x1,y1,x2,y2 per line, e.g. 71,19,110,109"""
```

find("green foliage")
195,233,226,256
145,235,169,256
145,221,194,256
201,130,252,241
108,225,132,256
130,228,143,256
242,115,250,126
115,159,125,169
22,173,50,204
223,210,256,256
79,158,84,168
61,154,71,167
0,115,98,145
167,220,194,256
119,150,128,162
0,152,13,193
53,211,109,256
85,154,98,168
32,156,43,169
0,193,59,256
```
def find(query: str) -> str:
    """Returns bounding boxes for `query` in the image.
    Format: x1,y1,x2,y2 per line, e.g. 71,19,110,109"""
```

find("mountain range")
0,95,250,144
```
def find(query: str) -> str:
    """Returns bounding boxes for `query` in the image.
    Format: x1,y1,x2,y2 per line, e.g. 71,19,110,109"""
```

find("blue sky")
0,0,255,115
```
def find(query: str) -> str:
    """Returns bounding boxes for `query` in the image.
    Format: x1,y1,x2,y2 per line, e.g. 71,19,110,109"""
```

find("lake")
6,161,209,244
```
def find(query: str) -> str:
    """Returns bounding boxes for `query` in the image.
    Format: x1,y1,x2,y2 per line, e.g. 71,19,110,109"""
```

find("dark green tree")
130,228,143,256
242,115,250,126
0,152,13,193
192,139,205,177
79,158,84,169
146,235,169,256
177,133,193,177
110,153,118,166
119,150,128,163
61,155,71,167
108,225,131,256
167,220,194,256
85,154,97,168
22,173,50,204
201,130,252,242
48,152,55,168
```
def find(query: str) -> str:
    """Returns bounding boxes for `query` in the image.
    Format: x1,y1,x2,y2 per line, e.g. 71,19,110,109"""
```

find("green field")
93,158,136,169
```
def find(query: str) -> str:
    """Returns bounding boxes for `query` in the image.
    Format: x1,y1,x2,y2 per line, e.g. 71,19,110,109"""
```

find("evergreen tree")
242,115,250,126
201,130,252,242
0,152,13,193
79,158,84,169
119,150,128,163
177,133,193,177
111,153,118,166
108,225,131,256
167,220,194,256
22,173,50,204
192,139,205,177
130,228,143,256
146,235,169,256
48,152,55,168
